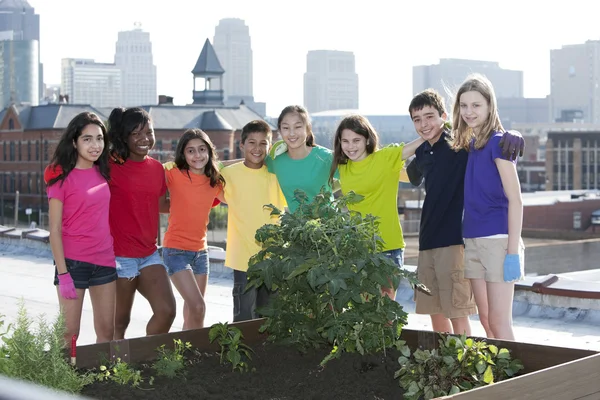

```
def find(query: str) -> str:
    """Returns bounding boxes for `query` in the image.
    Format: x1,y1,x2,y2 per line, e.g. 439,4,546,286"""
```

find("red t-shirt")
108,157,167,258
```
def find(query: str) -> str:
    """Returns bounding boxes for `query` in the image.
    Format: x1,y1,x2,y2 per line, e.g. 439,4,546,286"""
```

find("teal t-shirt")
266,145,338,212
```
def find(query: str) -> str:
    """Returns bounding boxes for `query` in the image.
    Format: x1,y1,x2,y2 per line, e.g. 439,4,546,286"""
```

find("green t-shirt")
266,145,338,212
338,144,406,251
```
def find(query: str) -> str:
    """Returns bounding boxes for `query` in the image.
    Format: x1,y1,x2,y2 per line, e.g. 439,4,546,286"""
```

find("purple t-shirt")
463,132,516,238
47,166,116,267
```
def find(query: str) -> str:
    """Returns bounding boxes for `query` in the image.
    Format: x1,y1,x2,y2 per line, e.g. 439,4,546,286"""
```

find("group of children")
46,73,525,346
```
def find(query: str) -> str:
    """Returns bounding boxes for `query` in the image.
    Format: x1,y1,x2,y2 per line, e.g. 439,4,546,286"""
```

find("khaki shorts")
464,237,525,283
414,245,477,319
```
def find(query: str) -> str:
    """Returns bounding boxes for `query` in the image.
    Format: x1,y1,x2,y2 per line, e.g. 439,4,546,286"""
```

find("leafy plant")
394,334,524,399
246,188,425,365
0,302,95,393
97,358,145,387
208,322,253,372
152,338,192,378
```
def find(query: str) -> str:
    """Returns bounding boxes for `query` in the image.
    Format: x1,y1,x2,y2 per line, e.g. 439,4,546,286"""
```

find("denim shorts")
162,248,209,276
115,249,164,279
382,248,404,268
53,259,117,289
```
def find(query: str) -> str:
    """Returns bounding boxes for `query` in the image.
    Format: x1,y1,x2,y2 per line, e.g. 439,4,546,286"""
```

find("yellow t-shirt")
220,162,287,272
338,144,406,251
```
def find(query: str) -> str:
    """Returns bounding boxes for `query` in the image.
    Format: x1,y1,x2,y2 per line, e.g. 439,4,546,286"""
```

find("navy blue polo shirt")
408,132,467,251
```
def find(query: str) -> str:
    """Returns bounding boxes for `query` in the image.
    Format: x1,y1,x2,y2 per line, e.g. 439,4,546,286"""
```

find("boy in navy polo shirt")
406,89,524,335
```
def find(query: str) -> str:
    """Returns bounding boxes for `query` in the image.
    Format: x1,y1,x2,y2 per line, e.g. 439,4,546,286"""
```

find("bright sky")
29,0,600,117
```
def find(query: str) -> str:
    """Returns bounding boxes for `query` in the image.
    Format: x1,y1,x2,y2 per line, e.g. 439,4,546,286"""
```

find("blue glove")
503,254,522,282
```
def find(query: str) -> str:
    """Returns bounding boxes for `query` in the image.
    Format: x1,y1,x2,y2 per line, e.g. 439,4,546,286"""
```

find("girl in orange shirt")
161,129,224,329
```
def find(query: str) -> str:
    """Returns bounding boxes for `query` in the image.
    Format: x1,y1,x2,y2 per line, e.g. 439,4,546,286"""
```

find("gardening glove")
499,130,525,161
57,272,78,300
269,140,288,159
163,161,176,171
503,254,522,283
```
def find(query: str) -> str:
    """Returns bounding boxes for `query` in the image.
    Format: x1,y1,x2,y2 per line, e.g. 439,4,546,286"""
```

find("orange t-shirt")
163,168,222,251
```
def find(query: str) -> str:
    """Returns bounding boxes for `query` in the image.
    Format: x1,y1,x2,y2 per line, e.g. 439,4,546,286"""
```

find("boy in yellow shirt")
218,120,287,322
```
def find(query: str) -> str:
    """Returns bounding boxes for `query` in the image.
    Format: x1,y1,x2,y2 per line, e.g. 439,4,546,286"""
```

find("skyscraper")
61,58,122,108
0,0,42,104
114,23,157,107
0,39,38,108
213,18,253,101
550,40,600,124
303,50,359,113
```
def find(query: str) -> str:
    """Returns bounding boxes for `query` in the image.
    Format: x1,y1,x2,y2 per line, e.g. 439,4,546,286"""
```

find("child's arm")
401,137,425,160
406,158,423,187
159,192,170,213
495,159,523,253
49,198,77,299
216,191,227,204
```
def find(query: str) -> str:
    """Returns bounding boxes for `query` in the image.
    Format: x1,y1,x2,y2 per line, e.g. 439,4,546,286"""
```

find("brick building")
0,38,273,216
545,131,600,191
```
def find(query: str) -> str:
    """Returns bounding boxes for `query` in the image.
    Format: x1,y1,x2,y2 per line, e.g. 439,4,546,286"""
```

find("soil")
81,341,405,400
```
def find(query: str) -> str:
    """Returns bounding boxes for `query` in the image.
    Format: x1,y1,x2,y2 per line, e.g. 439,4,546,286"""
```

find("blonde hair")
449,74,504,151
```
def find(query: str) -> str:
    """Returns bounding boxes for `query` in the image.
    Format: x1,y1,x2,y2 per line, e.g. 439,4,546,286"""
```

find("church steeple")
192,38,225,105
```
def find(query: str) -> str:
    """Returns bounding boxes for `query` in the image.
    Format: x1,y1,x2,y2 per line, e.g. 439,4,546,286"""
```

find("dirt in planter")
81,341,405,400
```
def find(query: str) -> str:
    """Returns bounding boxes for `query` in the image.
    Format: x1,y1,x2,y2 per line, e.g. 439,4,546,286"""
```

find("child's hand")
163,161,176,171
503,254,522,282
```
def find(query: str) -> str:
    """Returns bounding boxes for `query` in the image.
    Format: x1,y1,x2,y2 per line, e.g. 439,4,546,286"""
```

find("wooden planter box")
76,319,600,400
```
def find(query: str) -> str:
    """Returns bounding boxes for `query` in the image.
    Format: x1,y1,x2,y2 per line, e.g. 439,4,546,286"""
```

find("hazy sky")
29,0,600,117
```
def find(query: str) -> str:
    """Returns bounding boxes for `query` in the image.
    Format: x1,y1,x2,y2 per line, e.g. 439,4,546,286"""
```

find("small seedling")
208,322,253,372
97,358,145,388
152,338,192,378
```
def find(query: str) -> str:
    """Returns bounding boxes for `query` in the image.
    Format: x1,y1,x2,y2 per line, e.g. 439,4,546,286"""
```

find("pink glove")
57,272,78,299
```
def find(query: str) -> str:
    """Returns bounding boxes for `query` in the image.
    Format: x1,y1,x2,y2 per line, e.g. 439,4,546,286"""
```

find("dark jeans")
233,270,271,322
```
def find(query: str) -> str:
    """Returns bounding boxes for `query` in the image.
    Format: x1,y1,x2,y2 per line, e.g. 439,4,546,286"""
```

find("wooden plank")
439,353,600,400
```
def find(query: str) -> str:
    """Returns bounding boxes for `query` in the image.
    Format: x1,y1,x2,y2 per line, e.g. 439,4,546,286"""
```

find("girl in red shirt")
161,129,224,329
107,107,176,339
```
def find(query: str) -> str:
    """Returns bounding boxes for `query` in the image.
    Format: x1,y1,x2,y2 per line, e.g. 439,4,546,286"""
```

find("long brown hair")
328,114,379,185
449,74,504,152
174,129,225,188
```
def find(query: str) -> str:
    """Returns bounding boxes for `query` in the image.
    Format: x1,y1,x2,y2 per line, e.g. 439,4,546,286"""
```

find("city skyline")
28,0,600,117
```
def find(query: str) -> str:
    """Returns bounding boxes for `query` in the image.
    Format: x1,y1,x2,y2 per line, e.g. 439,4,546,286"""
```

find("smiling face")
459,90,490,134
410,105,447,145
127,121,155,161
241,132,270,169
279,112,308,151
340,129,368,162
184,138,209,174
74,124,105,168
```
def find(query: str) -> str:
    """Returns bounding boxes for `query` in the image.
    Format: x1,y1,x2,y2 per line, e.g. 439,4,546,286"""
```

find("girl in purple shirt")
47,112,117,346
450,74,524,341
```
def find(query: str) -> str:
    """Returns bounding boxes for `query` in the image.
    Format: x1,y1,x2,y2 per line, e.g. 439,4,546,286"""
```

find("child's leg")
470,279,492,338
232,270,256,322
170,270,205,330
430,314,453,333
486,282,516,340
56,288,86,346
137,251,176,336
450,316,472,336
464,239,492,337
89,281,116,343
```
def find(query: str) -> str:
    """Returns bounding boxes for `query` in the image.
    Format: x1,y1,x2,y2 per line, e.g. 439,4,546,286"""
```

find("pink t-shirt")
47,166,116,267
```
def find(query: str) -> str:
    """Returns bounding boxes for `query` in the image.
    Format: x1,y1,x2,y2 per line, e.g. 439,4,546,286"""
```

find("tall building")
0,0,43,101
61,58,122,107
413,58,523,101
114,23,157,107
0,39,38,108
303,50,359,113
213,18,253,100
550,40,600,124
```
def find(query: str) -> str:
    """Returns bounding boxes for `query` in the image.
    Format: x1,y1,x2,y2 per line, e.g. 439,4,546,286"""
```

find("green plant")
394,334,524,399
0,302,95,393
208,322,253,372
246,189,425,365
152,338,192,378
97,358,145,387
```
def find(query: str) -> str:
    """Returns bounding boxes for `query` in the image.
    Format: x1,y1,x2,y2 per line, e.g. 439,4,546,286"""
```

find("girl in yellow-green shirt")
328,114,423,300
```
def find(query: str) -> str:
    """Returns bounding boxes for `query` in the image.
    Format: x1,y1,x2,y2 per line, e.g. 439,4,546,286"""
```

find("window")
2,142,5,160
27,141,31,161
27,172,31,193
8,119,14,130
18,141,21,161
35,140,39,160
44,140,49,161
9,141,14,161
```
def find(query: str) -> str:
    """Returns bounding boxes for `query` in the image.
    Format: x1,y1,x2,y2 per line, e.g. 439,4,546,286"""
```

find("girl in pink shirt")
47,112,116,346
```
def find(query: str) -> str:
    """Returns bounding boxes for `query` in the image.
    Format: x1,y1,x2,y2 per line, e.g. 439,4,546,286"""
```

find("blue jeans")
115,250,164,279
53,259,117,289
162,248,209,276
382,248,404,267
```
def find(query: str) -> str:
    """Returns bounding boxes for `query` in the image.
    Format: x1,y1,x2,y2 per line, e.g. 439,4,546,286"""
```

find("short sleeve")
165,168,173,187
490,134,516,164
381,143,406,172
47,180,66,202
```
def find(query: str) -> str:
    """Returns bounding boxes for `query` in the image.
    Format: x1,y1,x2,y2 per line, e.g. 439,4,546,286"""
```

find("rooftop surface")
2,248,599,352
